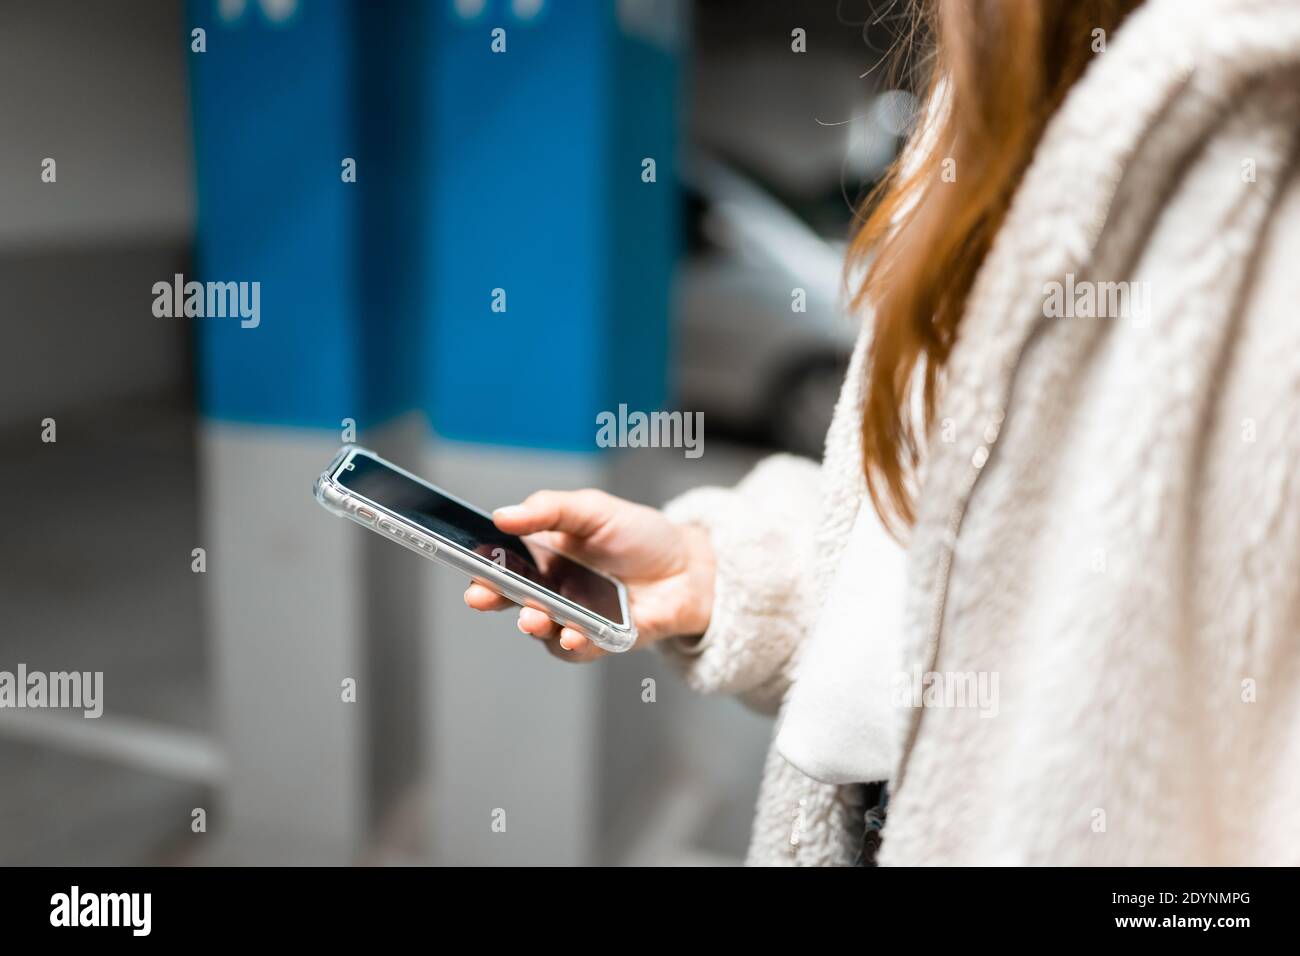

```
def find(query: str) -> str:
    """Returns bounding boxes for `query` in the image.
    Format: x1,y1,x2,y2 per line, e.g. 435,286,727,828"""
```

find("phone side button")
356,507,377,521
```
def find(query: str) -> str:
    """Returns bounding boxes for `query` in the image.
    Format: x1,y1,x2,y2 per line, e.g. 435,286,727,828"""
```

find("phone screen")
335,453,625,626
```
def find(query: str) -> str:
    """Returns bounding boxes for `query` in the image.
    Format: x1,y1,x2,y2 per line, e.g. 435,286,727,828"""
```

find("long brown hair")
849,0,1142,535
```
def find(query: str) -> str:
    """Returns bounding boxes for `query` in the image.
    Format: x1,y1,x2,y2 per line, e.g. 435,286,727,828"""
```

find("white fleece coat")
660,0,1300,865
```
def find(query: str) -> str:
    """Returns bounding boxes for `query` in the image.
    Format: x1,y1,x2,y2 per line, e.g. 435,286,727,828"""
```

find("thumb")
492,489,615,538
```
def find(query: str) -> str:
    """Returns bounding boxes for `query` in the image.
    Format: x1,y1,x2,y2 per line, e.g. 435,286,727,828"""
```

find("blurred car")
676,154,859,459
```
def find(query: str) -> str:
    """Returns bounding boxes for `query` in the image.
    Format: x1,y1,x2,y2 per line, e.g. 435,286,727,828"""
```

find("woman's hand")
463,489,715,663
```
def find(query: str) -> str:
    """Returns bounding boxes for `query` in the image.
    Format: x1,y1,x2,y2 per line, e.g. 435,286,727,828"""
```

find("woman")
469,0,1300,865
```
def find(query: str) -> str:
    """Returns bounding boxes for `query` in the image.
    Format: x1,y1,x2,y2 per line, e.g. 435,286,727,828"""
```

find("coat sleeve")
655,452,823,714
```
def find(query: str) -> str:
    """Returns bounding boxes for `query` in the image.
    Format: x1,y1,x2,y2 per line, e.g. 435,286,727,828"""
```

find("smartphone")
313,446,637,652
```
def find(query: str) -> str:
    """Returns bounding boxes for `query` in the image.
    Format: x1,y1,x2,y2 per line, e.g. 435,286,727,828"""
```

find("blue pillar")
187,0,426,862
420,0,680,864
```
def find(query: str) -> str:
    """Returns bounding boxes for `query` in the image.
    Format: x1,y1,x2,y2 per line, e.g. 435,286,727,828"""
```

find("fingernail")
493,505,525,520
